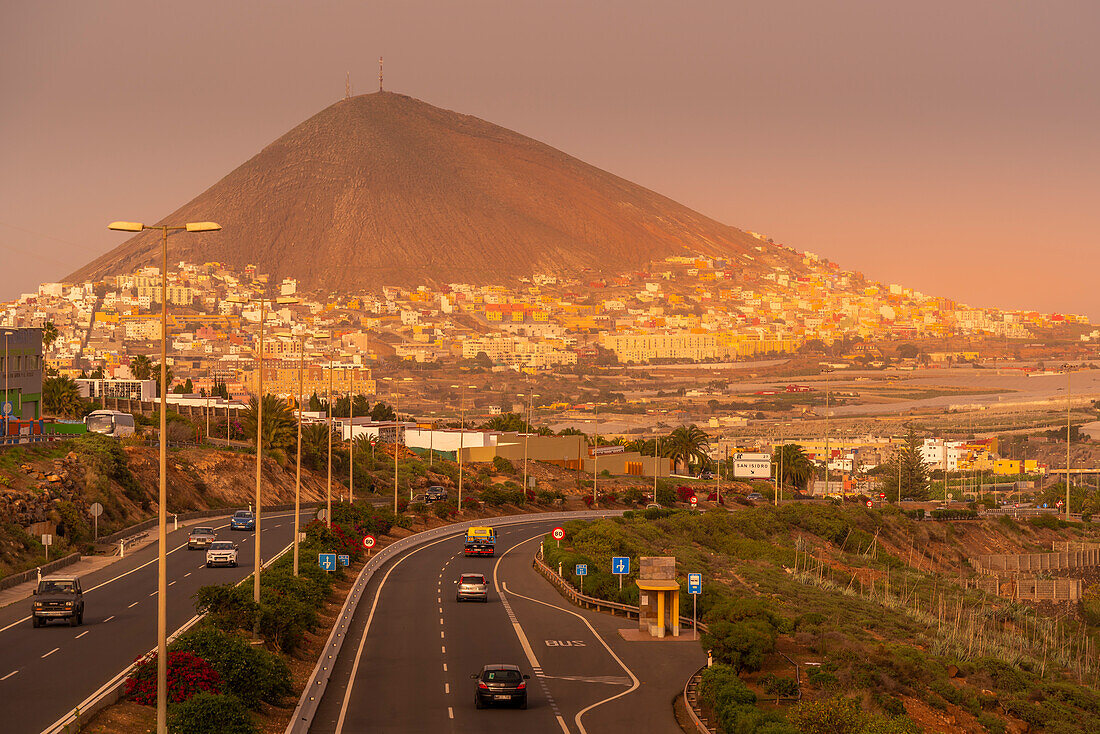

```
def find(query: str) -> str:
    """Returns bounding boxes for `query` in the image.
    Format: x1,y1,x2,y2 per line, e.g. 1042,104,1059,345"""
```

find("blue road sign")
612,556,630,575
319,553,337,571
338,554,350,567
688,573,702,595
575,564,588,576
1,401,12,416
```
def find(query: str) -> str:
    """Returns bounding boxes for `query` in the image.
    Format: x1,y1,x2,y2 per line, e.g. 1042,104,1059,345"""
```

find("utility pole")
592,402,598,507
326,353,333,528
824,368,830,498
293,335,304,576
349,367,354,505
393,387,400,512
1066,370,1072,519
379,57,383,92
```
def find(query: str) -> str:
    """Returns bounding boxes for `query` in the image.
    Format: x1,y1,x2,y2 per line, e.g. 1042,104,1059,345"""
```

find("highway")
0,508,314,734
310,519,705,734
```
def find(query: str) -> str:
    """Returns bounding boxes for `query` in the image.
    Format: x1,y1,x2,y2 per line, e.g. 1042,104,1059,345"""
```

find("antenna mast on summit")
345,71,351,100
379,56,383,92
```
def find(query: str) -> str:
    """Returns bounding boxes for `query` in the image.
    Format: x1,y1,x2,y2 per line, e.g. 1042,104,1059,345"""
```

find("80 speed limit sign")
362,534,376,549
551,527,565,540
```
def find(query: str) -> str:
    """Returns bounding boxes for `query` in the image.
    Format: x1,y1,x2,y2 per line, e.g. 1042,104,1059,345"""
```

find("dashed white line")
184,572,192,578
444,682,450,694
128,602,139,608
439,617,444,625
443,663,448,672
41,647,59,659
168,580,176,587
440,630,445,639
75,631,89,639
103,615,115,623
148,591,157,597
0,670,17,681
438,607,442,614
448,707,454,719
442,645,446,654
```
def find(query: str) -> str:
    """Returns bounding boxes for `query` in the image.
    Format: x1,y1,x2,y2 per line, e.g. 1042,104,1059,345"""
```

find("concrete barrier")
0,552,81,592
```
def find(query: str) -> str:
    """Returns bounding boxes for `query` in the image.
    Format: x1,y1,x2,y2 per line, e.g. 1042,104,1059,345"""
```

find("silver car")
456,573,489,602
188,526,217,550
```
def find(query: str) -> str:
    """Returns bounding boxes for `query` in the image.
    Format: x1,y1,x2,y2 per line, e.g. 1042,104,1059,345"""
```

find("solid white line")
556,715,571,733
0,616,30,634
41,647,60,659
75,630,89,639
492,541,543,670
333,530,466,734
497,537,640,734
103,615,115,623
0,670,16,681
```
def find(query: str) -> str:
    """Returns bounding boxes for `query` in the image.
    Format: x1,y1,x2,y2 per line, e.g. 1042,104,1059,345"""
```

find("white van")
84,409,136,438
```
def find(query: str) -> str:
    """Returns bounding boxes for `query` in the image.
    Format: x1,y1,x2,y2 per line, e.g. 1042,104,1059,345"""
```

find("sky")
2,1,1098,318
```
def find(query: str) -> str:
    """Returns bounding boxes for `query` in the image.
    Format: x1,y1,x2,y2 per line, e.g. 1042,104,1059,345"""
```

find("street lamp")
228,293,298,604
451,384,475,511
108,219,219,734
2,329,14,441
519,393,540,494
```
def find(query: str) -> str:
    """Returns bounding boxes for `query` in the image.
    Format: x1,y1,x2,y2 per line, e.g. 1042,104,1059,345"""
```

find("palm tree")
130,355,153,380
300,422,332,470
150,363,173,395
41,322,59,351
625,438,658,456
773,443,813,490
42,375,86,418
241,394,297,457
663,425,710,474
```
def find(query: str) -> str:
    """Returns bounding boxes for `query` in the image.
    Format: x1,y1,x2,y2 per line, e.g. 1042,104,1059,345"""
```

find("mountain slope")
69,92,791,290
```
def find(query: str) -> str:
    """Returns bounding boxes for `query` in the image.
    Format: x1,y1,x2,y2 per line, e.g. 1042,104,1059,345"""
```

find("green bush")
760,674,799,700
787,696,920,734
172,625,292,709
168,692,255,734
492,456,515,474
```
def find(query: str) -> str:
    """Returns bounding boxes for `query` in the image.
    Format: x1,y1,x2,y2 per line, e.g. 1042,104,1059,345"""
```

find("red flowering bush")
125,650,221,705
676,486,696,504
583,494,595,507
461,496,480,510
602,492,618,503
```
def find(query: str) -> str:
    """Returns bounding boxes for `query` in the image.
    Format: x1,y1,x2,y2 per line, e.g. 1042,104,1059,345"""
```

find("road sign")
612,557,630,575
89,502,103,517
575,564,588,576
690,495,698,508
316,508,327,521
687,573,702,595
338,554,350,567
319,553,336,571
551,527,565,540
41,534,53,546
878,493,885,501
1056,500,1064,508
733,453,772,479
1,401,12,416
865,499,873,508
362,534,376,549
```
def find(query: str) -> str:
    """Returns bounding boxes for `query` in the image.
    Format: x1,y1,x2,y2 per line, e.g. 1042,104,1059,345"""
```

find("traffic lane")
444,527,562,733
0,511,306,734
497,533,706,734
493,533,637,730
325,521,566,734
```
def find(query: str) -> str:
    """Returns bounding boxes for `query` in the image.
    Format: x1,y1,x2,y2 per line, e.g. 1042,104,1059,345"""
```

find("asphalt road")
0,507,314,734
311,519,705,734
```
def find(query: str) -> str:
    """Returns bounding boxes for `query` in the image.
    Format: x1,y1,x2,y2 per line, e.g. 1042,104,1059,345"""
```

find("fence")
970,548,1100,575
1052,541,1100,553
968,576,1082,602
0,552,82,592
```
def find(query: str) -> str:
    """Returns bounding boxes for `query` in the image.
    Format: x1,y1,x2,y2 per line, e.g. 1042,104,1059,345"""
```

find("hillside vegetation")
544,504,1100,733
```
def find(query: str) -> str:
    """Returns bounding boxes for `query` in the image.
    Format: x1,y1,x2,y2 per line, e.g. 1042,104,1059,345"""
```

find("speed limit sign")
551,527,564,540
362,534,376,550
865,499,873,509
690,495,698,508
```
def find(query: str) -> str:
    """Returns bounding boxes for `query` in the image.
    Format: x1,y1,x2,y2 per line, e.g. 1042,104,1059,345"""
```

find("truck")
464,526,496,557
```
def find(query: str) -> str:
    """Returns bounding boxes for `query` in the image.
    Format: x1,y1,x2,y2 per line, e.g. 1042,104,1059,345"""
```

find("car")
187,526,217,549
902,497,915,503
746,492,765,501
473,664,529,709
645,503,662,510
230,510,255,530
456,573,489,602
205,540,239,568
32,577,84,627
698,470,714,480
426,486,448,503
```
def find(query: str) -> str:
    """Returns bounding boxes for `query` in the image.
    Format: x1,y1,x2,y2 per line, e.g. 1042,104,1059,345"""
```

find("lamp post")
592,402,598,508
382,377,401,513
2,329,12,440
451,384,474,511
521,393,539,494
108,220,220,734
327,350,333,527
349,366,355,505
229,293,298,604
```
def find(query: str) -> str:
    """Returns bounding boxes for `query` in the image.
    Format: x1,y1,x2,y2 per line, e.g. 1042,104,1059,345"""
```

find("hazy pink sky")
2,1,1098,317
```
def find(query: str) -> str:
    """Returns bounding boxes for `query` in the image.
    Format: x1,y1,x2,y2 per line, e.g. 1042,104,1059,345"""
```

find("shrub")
583,494,594,508
622,488,647,506
433,501,457,520
172,625,292,709
702,618,776,673
168,692,255,734
492,456,515,474
125,650,221,705
656,485,676,505
537,488,566,505
410,502,428,515
461,496,480,510
787,696,921,734
602,492,618,503
761,674,799,701
194,584,258,632
676,486,696,504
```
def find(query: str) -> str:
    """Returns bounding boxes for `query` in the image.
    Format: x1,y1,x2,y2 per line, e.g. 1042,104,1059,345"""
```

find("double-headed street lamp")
381,377,412,513
451,384,475,511
108,220,220,734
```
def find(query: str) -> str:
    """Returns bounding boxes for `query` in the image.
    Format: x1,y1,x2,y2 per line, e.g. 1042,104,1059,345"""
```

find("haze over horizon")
2,1,1098,318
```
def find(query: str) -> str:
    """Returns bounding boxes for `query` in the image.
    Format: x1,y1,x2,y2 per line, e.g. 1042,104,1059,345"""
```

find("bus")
84,409,136,438
464,527,496,557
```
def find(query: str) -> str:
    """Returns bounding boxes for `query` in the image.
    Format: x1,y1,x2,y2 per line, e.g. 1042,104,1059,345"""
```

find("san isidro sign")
733,452,772,479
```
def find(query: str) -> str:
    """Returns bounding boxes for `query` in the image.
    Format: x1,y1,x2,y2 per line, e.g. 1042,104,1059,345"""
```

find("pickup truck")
32,577,84,627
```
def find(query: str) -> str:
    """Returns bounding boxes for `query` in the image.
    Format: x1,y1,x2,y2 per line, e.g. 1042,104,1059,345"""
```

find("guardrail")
284,509,623,734
532,546,709,633
0,552,82,592
42,540,295,734
683,665,716,734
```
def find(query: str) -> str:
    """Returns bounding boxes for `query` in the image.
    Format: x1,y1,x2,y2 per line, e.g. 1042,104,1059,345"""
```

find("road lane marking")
75,631,90,639
41,647,60,659
128,602,139,608
440,618,444,625
184,572,192,578
0,670,16,681
496,534,640,734
448,707,454,719
0,617,30,634
333,529,467,734
442,645,446,653
103,615,115,622
440,630,445,638
149,591,157,597
439,607,442,614
168,580,176,587
444,682,450,693
443,663,447,672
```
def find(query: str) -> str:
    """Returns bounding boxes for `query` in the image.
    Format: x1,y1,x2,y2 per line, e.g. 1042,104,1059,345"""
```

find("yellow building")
994,459,1021,476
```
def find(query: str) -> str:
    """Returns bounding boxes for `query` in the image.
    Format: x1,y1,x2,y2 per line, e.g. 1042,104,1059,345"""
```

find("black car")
473,664,529,709
32,577,84,627
426,486,449,503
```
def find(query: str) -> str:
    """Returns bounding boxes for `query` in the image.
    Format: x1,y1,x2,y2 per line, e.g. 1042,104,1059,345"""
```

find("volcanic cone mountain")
70,92,793,290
